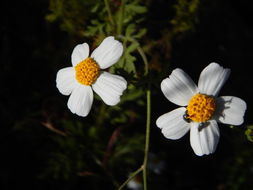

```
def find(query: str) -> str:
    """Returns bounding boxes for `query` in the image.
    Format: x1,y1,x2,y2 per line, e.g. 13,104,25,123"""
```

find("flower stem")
118,35,148,75
137,46,149,76
104,0,115,26
116,35,151,190
117,0,125,35
137,42,151,190
96,103,107,127
143,88,151,190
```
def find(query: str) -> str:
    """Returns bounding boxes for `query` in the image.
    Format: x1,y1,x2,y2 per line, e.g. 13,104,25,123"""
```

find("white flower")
147,153,166,174
156,63,247,156
127,175,142,190
56,36,127,117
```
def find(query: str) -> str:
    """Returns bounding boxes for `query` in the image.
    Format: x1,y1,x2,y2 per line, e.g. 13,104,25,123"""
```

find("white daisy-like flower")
56,36,127,117
127,175,142,190
156,63,247,156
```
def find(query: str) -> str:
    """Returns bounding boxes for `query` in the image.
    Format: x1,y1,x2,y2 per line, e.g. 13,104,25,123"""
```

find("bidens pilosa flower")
156,63,246,156
56,36,127,117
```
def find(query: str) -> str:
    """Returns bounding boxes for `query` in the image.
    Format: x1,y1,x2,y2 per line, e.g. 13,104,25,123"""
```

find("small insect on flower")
182,110,191,123
56,36,127,117
156,63,247,156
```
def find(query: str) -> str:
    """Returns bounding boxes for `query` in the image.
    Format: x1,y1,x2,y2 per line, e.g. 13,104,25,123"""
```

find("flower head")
127,175,142,190
56,36,127,117
156,63,247,156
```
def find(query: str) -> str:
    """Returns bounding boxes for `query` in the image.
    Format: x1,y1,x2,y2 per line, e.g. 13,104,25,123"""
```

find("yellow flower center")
186,93,216,123
75,57,100,86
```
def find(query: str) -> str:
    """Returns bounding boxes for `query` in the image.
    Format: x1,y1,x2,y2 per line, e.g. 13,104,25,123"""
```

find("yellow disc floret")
75,57,100,86
186,93,216,123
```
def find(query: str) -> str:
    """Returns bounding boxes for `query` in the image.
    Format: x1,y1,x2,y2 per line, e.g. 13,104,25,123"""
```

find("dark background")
1,0,253,189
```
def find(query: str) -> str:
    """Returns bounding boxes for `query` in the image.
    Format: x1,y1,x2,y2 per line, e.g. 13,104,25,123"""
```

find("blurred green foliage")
170,0,199,34
245,125,253,142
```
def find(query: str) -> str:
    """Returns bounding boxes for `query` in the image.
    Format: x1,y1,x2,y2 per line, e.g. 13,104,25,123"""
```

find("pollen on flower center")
75,57,100,86
186,93,216,123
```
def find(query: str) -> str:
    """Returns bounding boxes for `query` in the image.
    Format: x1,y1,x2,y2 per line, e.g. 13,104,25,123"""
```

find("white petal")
156,107,190,140
215,96,247,125
161,68,198,106
190,120,220,156
56,67,77,95
198,62,231,96
92,71,127,106
91,36,123,69
67,84,93,117
71,43,89,66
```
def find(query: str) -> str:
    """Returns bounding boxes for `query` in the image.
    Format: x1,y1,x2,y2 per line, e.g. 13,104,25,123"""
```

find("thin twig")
104,0,115,26
41,121,67,136
116,34,151,190
102,126,123,168
143,89,151,190
117,0,125,35
137,46,149,76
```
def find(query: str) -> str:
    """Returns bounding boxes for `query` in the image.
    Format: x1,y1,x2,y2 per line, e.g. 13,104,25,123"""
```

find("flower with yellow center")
156,63,247,156
56,36,127,117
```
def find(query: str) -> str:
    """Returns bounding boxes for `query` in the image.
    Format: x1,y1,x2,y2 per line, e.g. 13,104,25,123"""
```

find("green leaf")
121,84,144,102
126,24,136,37
133,28,147,39
245,125,253,142
126,42,139,54
125,54,136,73
45,14,57,22
91,3,100,13
127,4,147,14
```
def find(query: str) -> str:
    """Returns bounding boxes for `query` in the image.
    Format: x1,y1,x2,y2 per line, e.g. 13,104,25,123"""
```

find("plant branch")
104,0,115,26
41,121,67,136
117,0,125,35
143,88,151,190
137,46,149,76
102,126,123,168
116,34,151,190
137,39,151,190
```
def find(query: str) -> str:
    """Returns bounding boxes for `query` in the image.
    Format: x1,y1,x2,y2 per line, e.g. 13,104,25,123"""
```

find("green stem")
116,35,151,190
137,42,151,190
118,35,148,75
118,166,144,190
139,40,150,190
137,46,149,76
96,103,107,127
117,0,125,35
117,88,151,190
104,0,115,26
143,88,151,190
